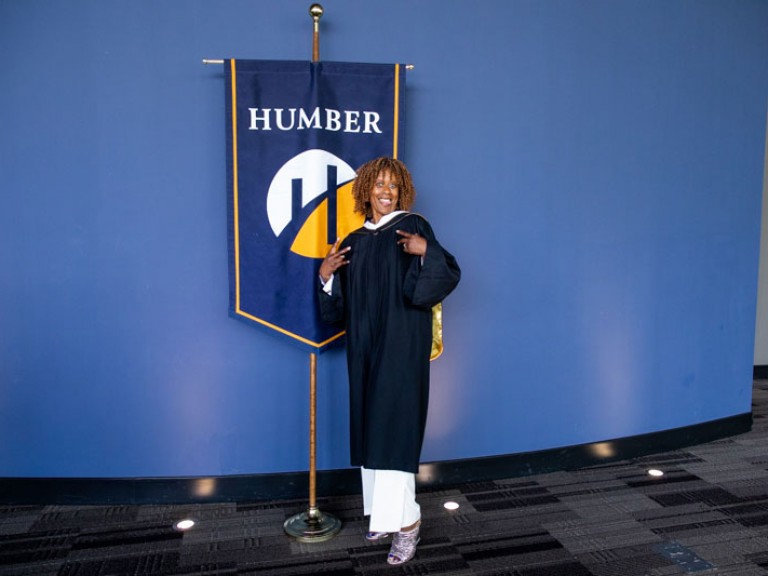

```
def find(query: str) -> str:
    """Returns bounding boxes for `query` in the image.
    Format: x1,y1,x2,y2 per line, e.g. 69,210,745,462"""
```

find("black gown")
319,212,461,473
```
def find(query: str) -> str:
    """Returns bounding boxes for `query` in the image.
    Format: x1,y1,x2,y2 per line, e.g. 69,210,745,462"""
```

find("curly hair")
351,157,416,218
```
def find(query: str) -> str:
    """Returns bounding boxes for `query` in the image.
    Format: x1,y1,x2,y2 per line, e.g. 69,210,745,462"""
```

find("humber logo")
248,107,383,134
266,149,364,259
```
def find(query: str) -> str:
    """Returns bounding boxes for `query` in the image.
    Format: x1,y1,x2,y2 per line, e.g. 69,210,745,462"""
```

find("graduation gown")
319,212,461,473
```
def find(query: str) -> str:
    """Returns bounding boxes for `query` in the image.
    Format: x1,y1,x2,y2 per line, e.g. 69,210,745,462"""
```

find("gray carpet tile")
2,379,768,575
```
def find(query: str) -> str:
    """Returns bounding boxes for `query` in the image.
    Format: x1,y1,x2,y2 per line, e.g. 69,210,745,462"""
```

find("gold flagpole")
284,3,342,542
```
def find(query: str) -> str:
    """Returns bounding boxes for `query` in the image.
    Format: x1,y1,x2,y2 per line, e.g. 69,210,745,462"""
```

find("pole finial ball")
310,4,324,20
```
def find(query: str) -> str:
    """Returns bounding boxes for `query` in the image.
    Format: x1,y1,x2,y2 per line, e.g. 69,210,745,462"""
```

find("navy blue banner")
225,60,406,352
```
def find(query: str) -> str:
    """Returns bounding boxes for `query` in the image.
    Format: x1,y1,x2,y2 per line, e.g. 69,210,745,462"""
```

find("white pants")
361,467,421,533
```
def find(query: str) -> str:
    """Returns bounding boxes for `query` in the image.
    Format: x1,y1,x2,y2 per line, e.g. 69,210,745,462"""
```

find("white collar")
364,211,407,230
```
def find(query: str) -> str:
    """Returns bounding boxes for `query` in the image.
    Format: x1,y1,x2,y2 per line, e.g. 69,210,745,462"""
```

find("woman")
318,157,460,565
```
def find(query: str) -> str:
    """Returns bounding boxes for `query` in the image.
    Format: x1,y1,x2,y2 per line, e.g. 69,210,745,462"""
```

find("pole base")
284,506,342,542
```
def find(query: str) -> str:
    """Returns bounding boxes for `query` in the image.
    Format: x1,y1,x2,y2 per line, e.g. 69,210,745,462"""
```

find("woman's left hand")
396,230,427,257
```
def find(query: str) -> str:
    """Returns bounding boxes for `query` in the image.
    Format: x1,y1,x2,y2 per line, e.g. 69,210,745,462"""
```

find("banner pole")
284,3,341,543
309,352,318,509
311,3,322,61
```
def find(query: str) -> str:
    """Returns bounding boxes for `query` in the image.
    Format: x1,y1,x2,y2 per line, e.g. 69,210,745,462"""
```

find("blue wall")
1,0,767,478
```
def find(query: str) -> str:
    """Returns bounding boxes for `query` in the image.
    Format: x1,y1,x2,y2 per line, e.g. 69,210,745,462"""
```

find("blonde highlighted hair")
351,157,416,219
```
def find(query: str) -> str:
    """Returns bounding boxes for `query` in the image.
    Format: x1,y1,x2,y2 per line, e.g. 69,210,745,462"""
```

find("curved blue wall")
1,0,767,478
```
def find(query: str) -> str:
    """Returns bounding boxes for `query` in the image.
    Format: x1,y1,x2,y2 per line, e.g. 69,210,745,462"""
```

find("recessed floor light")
443,501,460,510
174,519,196,531
647,469,664,477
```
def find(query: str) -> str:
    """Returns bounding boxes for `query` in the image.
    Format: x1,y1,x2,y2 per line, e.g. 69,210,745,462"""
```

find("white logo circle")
266,149,356,237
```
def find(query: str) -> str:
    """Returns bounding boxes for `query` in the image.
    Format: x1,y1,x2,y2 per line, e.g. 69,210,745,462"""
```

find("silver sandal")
365,531,389,541
387,521,421,565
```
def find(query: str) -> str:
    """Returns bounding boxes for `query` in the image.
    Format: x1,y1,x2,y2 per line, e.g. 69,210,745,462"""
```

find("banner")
225,60,406,352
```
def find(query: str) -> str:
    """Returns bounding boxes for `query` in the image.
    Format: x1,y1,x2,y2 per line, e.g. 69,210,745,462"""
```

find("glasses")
375,181,398,191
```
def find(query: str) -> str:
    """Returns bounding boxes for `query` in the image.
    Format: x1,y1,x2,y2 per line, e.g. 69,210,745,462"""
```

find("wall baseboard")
0,412,751,506
755,365,768,379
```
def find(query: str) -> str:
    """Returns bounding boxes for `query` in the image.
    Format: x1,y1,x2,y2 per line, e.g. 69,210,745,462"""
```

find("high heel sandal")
365,531,389,541
387,521,420,565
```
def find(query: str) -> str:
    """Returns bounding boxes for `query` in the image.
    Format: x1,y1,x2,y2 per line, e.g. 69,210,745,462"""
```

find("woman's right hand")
319,238,351,283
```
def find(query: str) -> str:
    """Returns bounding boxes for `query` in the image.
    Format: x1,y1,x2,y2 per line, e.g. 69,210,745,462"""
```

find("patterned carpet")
2,381,768,575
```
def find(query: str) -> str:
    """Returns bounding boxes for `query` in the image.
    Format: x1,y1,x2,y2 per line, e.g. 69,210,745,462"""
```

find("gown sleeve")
318,272,344,324
402,216,461,308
